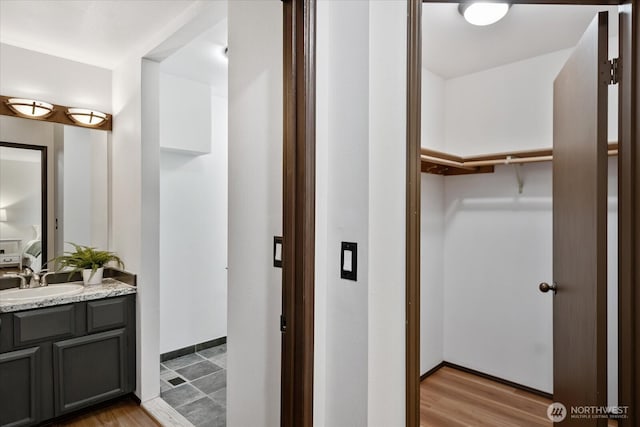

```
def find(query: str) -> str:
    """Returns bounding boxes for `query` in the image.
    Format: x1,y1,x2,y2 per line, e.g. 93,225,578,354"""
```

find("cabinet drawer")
14,305,76,347
87,298,127,333
0,254,20,265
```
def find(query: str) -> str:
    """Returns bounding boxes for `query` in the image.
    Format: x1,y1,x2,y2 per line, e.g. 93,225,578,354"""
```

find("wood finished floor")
49,397,160,427
420,366,618,427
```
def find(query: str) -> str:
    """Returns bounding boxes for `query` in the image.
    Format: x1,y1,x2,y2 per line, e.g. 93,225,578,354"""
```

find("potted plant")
50,243,124,286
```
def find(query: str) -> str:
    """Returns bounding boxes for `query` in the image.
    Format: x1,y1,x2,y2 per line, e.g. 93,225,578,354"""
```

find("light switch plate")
274,236,283,268
341,241,357,281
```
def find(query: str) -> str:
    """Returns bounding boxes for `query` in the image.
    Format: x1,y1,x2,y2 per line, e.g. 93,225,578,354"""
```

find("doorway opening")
139,4,230,425
156,16,229,424
418,3,620,425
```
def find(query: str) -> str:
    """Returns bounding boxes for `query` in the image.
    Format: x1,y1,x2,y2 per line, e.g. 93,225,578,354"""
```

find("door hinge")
280,314,287,332
609,58,619,85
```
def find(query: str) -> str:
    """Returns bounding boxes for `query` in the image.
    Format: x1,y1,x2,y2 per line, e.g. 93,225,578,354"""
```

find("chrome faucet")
4,268,54,289
5,273,29,289
23,267,40,288
20,268,54,288
40,271,55,287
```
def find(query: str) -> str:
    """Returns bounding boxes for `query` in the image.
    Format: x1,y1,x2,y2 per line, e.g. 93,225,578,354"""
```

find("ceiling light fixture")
5,98,54,119
458,2,511,26
66,108,108,128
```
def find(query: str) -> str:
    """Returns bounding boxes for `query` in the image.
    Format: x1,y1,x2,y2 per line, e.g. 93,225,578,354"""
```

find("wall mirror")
0,115,109,276
0,141,46,274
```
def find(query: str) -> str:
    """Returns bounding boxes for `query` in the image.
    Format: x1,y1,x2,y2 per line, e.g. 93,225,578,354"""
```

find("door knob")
539,282,557,294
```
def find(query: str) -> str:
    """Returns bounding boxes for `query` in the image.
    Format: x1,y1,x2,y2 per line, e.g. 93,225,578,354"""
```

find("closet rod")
463,155,553,167
422,149,618,169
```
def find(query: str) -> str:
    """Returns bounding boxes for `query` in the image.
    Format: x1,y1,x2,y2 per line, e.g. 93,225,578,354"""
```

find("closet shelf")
421,143,618,176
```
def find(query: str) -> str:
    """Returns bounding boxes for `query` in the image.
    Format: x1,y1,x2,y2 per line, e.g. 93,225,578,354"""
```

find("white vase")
82,267,104,286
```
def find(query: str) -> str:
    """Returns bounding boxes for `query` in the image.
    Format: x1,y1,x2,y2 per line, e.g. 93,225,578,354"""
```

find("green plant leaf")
47,243,125,275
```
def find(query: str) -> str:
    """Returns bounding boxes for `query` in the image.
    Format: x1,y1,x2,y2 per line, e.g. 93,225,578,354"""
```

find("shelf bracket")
506,156,524,194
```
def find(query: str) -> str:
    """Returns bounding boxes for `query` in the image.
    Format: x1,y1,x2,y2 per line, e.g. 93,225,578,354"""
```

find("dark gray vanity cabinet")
0,294,136,426
53,329,128,415
0,346,41,427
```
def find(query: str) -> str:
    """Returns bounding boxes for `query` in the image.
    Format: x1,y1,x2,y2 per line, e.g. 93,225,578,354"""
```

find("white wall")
159,92,228,353
159,73,212,154
439,160,618,397
62,126,109,250
227,2,282,426
420,174,444,374
422,69,446,151
368,2,407,426
420,65,447,375
442,164,554,392
444,49,572,156
316,2,408,426
0,43,112,113
444,46,618,156
112,55,148,399
314,3,329,425
316,2,370,426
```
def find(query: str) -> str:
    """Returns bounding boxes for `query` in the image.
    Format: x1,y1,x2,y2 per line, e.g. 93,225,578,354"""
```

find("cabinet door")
0,347,40,427
53,329,128,415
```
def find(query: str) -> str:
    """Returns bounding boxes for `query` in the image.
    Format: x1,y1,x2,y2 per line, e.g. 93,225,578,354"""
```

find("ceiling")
0,1,619,79
159,19,228,96
424,4,619,79
0,0,197,69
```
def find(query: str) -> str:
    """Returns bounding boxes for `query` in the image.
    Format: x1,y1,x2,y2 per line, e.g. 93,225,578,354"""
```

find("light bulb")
459,2,510,26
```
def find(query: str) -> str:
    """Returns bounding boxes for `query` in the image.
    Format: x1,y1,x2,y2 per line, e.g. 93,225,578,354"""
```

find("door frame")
281,1,316,427
408,1,640,427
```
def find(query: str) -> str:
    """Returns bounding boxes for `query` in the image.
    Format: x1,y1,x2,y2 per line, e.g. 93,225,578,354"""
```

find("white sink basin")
0,283,85,303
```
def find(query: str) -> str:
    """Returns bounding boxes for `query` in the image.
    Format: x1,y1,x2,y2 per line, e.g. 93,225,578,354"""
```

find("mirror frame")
0,141,48,271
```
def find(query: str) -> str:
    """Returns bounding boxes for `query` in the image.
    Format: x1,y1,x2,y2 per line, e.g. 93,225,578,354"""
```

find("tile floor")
160,344,227,427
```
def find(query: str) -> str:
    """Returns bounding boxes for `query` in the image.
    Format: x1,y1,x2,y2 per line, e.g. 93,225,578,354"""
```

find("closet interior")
419,3,619,424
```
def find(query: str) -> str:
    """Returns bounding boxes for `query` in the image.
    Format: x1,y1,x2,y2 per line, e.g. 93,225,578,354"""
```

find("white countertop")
0,278,137,313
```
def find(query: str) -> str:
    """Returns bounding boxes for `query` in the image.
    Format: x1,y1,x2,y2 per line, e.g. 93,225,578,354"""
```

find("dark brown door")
551,11,609,426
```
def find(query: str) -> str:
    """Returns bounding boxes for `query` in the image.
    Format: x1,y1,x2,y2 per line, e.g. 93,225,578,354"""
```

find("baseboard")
420,361,446,381
160,336,227,362
420,360,553,400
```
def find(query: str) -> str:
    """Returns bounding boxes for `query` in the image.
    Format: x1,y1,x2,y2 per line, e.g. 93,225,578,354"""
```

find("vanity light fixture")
66,108,108,128
458,2,511,26
0,209,6,222
5,98,54,119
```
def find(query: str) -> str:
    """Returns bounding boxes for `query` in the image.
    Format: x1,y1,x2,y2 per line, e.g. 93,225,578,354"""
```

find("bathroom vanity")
0,278,136,427
0,109,135,426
